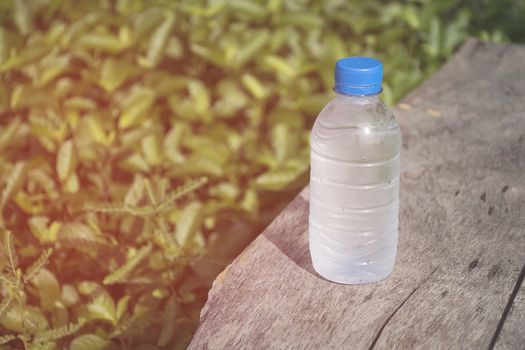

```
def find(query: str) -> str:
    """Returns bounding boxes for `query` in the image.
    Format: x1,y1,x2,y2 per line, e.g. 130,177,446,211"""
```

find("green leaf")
57,222,110,247
29,341,58,350
37,54,71,87
84,202,127,214
87,290,117,325
14,0,32,35
157,295,177,347
190,44,226,67
0,334,16,345
103,244,152,285
0,28,10,65
24,248,52,283
235,30,269,66
78,281,101,296
157,177,208,212
0,295,14,319
228,0,267,19
402,6,420,29
2,230,18,277
131,7,166,39
70,334,111,350
77,33,124,53
116,295,131,320
0,45,49,72
30,268,61,311
61,284,79,307
33,320,85,343
210,182,240,201
1,305,48,333
278,13,323,27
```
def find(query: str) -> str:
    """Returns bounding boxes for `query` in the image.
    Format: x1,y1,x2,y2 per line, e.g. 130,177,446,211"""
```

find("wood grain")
189,39,525,350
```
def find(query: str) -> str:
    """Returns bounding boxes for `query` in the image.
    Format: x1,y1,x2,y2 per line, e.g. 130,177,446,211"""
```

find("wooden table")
189,39,525,349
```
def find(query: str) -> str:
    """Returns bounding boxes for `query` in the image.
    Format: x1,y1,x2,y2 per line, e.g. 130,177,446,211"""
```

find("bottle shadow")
262,193,328,282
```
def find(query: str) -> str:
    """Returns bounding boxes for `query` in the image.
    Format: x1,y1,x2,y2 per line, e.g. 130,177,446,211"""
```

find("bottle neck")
334,91,380,105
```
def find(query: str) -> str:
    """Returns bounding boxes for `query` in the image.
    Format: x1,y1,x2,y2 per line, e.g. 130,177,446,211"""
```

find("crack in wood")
488,262,525,350
368,267,439,350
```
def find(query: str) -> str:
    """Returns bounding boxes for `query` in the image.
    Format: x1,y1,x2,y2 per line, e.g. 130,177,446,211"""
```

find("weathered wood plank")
495,271,525,349
189,39,525,349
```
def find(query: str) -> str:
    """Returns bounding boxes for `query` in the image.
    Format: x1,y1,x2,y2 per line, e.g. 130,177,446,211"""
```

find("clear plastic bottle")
309,57,401,284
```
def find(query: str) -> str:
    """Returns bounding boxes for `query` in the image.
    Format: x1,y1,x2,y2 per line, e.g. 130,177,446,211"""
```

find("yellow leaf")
0,118,22,152
28,216,59,243
13,191,45,215
56,140,77,182
77,33,124,54
10,85,24,108
141,134,162,166
118,88,155,129
241,73,267,99
119,152,151,173
175,202,203,247
255,168,303,191
241,189,259,214
84,116,111,145
145,12,175,68
116,295,131,320
63,171,80,194
1,161,27,211
163,124,188,164
188,80,210,115
61,284,79,307
264,55,296,78
99,58,138,92
124,175,145,207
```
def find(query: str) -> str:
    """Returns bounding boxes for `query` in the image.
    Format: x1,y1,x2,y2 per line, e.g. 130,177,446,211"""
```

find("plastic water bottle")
309,57,401,284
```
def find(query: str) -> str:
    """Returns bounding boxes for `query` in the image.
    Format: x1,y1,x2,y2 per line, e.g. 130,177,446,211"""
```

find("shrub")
0,0,522,348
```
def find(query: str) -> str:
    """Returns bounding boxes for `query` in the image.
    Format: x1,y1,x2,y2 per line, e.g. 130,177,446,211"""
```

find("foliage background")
0,0,524,349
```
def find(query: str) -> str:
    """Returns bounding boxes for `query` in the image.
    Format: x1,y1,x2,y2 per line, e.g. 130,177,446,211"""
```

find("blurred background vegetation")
0,0,524,349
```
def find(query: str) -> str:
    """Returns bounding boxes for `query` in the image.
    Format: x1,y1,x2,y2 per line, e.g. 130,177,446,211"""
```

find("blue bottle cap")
334,56,383,96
